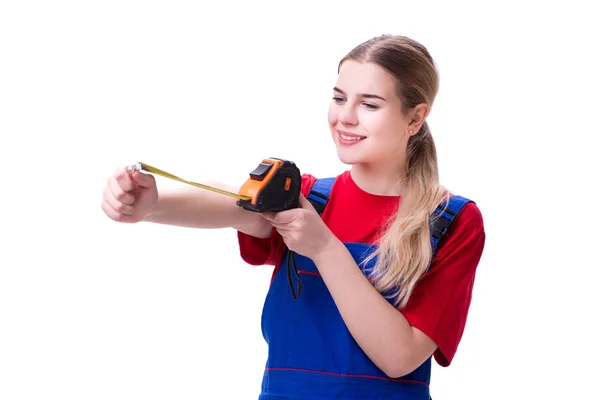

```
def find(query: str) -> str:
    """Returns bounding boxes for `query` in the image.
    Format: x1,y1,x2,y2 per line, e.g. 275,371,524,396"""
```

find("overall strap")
307,177,336,216
286,177,337,300
302,180,471,295
430,195,473,254
307,179,472,255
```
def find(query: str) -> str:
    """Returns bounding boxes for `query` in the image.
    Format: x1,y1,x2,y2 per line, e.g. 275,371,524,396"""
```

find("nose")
338,104,358,126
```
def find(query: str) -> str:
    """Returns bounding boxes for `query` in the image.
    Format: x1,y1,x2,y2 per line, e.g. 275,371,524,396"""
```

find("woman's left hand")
261,194,338,260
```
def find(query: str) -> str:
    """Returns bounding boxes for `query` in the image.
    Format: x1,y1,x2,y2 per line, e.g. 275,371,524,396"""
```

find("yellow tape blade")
136,162,251,201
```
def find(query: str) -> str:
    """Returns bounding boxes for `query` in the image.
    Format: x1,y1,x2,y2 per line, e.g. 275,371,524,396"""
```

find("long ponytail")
363,121,447,308
340,35,446,308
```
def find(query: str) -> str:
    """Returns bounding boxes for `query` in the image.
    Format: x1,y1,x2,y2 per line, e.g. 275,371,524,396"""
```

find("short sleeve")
401,202,485,367
237,173,318,267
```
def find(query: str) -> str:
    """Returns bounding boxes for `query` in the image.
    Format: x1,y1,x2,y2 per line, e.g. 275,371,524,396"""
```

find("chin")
336,148,363,166
337,158,355,166
332,134,368,165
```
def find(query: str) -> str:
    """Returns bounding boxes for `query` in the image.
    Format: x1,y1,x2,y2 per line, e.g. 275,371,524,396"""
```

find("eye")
332,96,345,104
363,102,379,110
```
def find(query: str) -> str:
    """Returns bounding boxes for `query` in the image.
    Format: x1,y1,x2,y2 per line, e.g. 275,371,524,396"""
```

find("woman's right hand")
101,165,158,223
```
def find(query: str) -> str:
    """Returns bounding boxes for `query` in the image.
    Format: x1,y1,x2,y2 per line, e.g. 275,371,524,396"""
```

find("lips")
338,130,366,144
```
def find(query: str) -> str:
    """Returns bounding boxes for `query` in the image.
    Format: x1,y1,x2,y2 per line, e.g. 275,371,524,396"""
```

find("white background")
1,1,599,399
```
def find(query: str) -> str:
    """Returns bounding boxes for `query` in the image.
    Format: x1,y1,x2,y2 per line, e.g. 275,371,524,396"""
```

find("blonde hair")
340,35,448,308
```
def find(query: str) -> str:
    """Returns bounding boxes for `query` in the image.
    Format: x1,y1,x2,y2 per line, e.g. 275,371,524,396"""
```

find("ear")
407,103,430,136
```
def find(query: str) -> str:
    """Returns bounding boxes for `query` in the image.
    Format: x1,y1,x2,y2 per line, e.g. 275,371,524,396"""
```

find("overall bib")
257,178,471,399
259,246,432,399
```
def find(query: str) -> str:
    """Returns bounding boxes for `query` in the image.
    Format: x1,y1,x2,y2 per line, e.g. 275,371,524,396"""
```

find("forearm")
312,239,429,377
142,183,271,237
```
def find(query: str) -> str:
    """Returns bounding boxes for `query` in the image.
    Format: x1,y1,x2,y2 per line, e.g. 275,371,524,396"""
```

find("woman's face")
328,60,414,171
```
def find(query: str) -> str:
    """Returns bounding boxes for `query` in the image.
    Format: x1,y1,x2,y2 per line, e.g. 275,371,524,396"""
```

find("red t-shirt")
237,170,485,368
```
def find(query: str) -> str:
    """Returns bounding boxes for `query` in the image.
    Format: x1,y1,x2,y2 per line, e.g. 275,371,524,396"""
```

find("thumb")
261,212,276,221
298,193,315,211
130,171,156,188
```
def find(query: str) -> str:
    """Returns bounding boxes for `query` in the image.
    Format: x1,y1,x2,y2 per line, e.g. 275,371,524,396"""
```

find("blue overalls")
258,178,472,400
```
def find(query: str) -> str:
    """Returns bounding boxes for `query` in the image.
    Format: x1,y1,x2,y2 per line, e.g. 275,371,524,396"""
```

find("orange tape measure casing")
237,158,301,213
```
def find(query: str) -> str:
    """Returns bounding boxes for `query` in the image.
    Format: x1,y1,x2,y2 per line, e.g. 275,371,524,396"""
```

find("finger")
261,212,276,221
261,212,290,224
273,227,292,241
269,222,294,231
108,176,136,205
101,199,135,223
104,184,135,215
130,170,156,189
266,209,301,224
115,166,136,192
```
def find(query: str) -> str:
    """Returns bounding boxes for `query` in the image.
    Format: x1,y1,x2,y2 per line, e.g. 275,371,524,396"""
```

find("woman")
101,34,486,399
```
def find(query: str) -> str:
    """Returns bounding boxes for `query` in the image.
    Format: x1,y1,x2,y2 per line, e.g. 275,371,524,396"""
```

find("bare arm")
143,181,272,238
312,239,436,378
102,167,271,238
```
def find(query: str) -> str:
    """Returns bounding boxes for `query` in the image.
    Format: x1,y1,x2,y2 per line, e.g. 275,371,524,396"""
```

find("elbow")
379,348,422,379
379,331,438,378
379,355,414,379
381,363,413,379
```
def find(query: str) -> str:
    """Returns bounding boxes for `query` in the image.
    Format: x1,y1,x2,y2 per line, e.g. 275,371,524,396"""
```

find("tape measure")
128,158,302,213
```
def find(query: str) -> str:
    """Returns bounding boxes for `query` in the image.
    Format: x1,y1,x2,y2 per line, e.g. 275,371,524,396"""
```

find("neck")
350,163,406,196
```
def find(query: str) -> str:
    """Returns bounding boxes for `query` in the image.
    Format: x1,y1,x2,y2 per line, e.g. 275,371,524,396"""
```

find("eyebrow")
333,86,387,101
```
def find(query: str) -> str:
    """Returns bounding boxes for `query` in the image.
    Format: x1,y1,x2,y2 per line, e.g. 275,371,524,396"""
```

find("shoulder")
299,171,347,197
299,174,319,196
432,194,485,264
449,197,484,231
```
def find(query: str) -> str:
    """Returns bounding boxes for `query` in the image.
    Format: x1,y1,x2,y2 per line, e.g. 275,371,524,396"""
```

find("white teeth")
340,133,364,141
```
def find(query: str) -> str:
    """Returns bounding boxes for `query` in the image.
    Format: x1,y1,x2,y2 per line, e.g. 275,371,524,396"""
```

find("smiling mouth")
339,132,366,141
